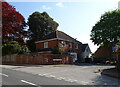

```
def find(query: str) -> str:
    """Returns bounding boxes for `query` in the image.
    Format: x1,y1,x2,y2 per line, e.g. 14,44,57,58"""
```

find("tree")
28,11,59,41
90,9,120,46
2,1,26,44
27,11,59,51
2,41,21,55
2,41,29,56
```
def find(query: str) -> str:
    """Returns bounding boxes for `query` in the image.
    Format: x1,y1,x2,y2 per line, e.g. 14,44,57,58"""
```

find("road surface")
1,68,79,86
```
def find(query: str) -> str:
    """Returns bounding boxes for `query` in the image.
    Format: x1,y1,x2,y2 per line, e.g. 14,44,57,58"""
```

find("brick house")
93,45,113,63
35,30,82,62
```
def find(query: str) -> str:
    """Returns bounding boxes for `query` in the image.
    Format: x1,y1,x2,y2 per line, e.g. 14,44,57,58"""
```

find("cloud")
42,5,52,10
56,2,64,7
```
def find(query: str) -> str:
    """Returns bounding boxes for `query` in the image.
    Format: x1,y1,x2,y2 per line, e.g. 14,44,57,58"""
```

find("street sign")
112,46,116,51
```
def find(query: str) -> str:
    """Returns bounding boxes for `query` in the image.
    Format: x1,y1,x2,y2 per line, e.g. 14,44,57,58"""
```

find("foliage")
2,41,21,55
19,45,30,54
2,1,26,44
52,46,65,54
2,41,29,56
90,9,120,46
27,11,59,52
27,11,59,41
26,39,36,52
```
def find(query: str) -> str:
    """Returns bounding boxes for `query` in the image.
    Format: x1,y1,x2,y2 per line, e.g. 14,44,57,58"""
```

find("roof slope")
41,30,81,43
81,44,88,52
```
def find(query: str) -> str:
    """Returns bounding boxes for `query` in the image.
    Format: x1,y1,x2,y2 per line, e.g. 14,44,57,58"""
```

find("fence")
2,53,73,65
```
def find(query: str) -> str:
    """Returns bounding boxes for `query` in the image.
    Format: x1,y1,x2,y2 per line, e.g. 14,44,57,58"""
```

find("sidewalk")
0,64,75,69
101,68,120,79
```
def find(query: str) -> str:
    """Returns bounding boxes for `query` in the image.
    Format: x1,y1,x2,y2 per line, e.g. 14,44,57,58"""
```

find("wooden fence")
2,53,73,65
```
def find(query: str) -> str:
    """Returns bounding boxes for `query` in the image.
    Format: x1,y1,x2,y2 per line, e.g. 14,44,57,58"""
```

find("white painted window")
75,44,78,49
69,43,72,48
44,42,48,48
61,41,66,47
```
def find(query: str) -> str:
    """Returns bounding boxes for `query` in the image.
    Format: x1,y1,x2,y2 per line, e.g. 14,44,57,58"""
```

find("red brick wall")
36,39,81,52
2,54,73,65
58,40,81,52
36,40,57,50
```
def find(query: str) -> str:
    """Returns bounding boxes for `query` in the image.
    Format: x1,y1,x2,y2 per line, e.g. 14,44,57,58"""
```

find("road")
1,68,79,86
1,64,120,86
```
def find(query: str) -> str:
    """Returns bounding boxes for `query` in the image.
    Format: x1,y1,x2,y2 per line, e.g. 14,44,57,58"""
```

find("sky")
6,0,120,53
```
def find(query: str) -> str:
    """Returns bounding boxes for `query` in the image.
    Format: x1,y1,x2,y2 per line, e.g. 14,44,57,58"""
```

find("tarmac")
101,67,120,79
1,63,120,80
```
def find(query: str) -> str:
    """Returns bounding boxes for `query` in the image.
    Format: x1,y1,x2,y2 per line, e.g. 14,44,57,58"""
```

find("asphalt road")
1,64,120,86
11,64,120,85
1,68,79,86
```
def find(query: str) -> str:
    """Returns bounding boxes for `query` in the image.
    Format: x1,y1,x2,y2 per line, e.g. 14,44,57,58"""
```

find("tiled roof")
41,30,82,43
81,44,88,52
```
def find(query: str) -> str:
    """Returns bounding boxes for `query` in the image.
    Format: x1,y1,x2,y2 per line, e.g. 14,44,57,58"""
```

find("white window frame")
61,41,66,47
44,42,48,48
75,44,78,49
69,43,72,48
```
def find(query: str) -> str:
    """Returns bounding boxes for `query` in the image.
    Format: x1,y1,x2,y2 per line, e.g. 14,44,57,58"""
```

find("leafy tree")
28,11,59,41
2,41,29,56
27,11,59,51
2,41,21,55
2,1,26,44
90,10,120,46
26,39,36,52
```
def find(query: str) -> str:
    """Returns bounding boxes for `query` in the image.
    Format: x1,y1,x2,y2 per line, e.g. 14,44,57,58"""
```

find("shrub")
2,41,30,56
52,46,65,54
2,41,21,56
19,45,30,54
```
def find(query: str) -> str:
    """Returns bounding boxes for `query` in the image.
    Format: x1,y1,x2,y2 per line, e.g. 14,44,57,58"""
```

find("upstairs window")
61,41,66,47
44,42,48,48
69,43,72,48
75,44,78,49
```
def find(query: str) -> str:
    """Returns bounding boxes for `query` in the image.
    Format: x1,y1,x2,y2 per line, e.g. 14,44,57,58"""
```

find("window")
75,44,78,49
69,43,72,48
61,41,66,47
44,42,48,48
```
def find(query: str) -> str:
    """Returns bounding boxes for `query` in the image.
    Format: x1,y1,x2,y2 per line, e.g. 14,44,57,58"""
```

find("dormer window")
61,41,66,47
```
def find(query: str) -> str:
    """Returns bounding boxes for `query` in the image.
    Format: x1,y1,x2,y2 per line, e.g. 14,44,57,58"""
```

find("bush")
2,41,30,56
19,45,30,54
52,46,65,54
2,41,21,56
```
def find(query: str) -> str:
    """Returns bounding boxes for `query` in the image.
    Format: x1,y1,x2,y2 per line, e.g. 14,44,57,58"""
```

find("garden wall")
2,53,73,65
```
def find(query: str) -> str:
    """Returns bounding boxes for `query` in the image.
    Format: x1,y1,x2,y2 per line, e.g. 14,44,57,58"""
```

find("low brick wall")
2,53,73,65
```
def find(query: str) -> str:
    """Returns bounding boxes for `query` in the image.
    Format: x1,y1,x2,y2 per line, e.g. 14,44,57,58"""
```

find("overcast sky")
6,0,120,52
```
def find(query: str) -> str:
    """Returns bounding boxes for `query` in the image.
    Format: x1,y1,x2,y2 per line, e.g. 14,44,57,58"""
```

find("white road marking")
49,75,56,78
0,73,8,77
57,77,65,80
43,74,47,76
21,80,37,86
81,81,89,85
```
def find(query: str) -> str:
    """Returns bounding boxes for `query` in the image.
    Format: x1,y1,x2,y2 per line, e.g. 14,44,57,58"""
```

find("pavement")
101,68,120,79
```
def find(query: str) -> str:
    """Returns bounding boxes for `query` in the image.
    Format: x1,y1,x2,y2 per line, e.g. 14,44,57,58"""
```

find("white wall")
81,46,91,62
